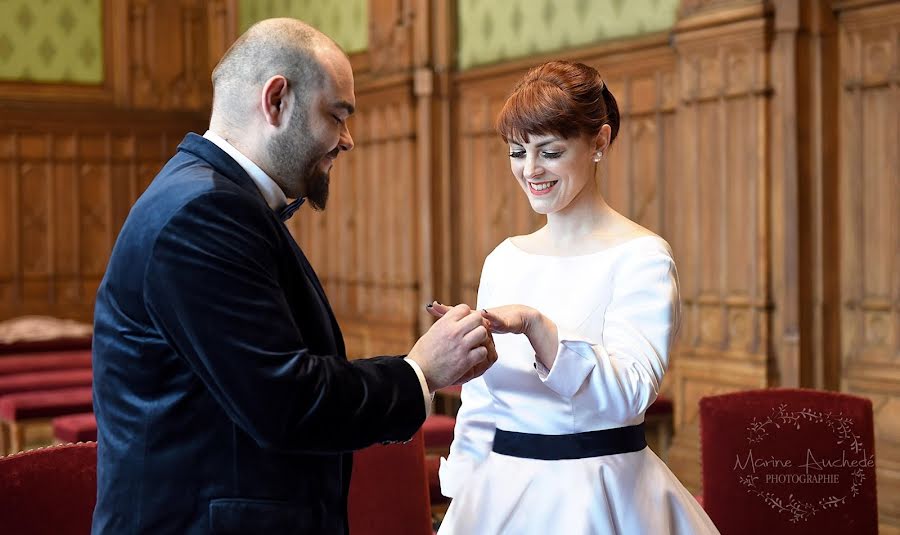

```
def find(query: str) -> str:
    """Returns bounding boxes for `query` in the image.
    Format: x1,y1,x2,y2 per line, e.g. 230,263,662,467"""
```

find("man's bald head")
211,18,340,127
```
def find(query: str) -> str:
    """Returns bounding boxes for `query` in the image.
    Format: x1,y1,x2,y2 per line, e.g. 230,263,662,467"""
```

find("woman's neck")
543,183,614,248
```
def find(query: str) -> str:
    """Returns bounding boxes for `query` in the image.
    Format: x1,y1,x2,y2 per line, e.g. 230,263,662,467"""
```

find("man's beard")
303,167,329,211
268,109,333,211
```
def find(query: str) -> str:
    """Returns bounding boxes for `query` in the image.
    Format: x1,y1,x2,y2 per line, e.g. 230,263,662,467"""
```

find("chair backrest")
699,389,877,535
348,431,433,535
0,442,97,535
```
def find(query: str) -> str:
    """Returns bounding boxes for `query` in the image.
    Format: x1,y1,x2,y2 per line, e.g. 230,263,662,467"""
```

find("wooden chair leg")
10,422,25,454
0,421,9,456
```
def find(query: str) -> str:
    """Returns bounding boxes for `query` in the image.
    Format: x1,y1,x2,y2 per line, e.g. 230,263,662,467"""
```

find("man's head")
210,18,355,210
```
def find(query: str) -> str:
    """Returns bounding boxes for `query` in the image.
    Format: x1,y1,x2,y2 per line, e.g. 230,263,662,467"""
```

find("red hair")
496,61,620,144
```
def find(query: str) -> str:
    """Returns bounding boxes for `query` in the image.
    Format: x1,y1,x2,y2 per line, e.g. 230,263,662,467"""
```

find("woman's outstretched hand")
426,301,559,369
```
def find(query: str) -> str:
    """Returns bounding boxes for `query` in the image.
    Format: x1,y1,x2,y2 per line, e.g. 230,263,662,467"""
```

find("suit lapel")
178,133,347,359
281,226,347,358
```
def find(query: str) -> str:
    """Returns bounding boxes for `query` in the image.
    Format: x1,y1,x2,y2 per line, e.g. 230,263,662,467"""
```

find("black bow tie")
279,198,306,221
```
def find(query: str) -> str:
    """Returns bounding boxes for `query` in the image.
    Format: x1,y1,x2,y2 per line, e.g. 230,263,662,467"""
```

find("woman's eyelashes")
508,150,565,159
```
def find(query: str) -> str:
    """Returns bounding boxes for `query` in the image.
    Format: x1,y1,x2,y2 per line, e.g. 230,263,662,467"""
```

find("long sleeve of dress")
438,263,498,498
535,248,680,423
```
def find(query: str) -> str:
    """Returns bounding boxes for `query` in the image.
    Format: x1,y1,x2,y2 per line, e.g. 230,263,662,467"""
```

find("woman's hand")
426,302,559,369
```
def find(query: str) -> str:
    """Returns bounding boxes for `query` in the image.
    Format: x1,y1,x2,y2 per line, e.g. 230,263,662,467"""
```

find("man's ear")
261,75,289,127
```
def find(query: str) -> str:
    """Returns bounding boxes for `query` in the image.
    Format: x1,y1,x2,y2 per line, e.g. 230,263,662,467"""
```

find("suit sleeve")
143,191,424,453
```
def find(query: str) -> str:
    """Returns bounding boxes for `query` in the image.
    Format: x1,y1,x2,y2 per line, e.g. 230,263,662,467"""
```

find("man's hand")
408,304,497,391
428,302,558,370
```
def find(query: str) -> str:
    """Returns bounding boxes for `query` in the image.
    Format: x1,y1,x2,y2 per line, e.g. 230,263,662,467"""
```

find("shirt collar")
203,130,288,212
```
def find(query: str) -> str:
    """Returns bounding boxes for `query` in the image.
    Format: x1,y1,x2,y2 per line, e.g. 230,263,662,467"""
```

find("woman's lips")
528,180,558,196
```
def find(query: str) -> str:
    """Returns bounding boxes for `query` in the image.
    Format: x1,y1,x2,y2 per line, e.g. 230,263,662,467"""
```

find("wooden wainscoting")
837,2,900,529
0,107,206,323
289,75,422,359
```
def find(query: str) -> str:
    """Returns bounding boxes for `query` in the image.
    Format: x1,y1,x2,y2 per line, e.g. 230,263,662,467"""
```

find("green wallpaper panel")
239,0,367,53
457,0,679,69
0,0,103,83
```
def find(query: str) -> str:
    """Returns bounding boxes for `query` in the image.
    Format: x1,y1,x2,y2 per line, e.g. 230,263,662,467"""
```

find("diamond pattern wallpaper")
0,0,103,83
457,0,679,69
239,0,368,53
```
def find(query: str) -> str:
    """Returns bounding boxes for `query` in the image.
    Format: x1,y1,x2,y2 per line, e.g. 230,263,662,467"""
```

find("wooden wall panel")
666,3,772,492
0,0,235,323
0,112,205,323
837,2,900,530
290,80,421,358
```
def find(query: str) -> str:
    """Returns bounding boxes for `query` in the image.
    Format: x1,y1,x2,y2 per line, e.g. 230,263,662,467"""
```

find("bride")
429,61,720,535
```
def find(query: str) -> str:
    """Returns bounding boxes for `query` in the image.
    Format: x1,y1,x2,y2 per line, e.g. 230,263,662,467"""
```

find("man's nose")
339,124,354,152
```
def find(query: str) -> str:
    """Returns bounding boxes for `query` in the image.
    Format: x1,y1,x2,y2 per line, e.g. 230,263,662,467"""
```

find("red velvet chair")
0,441,97,534
699,389,878,535
53,412,98,443
348,430,434,535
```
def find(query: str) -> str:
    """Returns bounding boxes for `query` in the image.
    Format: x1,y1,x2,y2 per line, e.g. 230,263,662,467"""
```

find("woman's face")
507,133,596,215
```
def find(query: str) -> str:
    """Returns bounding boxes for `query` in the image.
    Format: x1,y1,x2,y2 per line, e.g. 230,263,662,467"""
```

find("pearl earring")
592,151,603,162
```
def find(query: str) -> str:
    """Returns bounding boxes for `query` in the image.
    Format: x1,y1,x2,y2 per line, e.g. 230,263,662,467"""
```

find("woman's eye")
509,151,525,158
542,152,562,159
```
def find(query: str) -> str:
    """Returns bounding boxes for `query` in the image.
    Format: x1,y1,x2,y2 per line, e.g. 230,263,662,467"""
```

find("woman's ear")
594,124,612,154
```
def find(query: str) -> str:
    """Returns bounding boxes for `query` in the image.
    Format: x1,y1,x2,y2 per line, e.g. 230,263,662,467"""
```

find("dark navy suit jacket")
91,134,424,534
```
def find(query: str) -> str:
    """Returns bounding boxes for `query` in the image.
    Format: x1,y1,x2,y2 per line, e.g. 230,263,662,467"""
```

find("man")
91,18,494,534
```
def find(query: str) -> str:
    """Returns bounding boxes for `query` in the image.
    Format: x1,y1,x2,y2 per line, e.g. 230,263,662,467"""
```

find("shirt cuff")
403,357,434,417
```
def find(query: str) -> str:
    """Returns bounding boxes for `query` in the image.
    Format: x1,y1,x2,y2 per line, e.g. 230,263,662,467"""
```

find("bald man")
91,19,495,534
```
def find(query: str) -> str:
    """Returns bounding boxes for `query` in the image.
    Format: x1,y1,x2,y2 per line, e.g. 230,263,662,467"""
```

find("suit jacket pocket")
209,497,321,534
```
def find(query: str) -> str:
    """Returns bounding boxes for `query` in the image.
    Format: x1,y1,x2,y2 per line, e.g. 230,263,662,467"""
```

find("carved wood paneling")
289,79,420,358
666,9,772,492
837,2,900,530
0,0,236,323
126,0,216,110
0,108,204,323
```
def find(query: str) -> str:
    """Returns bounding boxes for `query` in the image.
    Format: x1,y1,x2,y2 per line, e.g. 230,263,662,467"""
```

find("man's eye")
333,115,344,125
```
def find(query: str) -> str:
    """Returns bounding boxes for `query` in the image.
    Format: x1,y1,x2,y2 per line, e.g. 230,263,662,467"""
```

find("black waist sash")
492,423,646,460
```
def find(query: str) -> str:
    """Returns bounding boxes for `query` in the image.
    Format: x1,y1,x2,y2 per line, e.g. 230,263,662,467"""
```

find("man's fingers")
466,344,488,367
461,324,489,348
438,303,471,321
454,309,487,333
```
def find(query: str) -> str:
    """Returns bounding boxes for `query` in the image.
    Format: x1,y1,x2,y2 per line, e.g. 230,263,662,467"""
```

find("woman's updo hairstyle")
496,60,619,146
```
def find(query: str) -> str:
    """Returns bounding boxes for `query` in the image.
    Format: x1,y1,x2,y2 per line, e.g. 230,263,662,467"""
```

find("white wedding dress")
437,236,720,535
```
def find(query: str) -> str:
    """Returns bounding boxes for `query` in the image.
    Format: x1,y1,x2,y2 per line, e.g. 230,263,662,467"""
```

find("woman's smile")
527,180,559,195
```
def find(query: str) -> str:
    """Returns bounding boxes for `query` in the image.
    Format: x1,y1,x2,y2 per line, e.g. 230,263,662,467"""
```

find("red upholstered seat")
348,430,433,535
0,350,92,377
0,441,97,535
0,336,92,355
699,388,878,535
0,387,94,420
53,412,98,443
0,369,93,396
422,414,455,450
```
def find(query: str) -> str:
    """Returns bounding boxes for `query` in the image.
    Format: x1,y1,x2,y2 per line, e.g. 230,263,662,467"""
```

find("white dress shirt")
202,130,432,417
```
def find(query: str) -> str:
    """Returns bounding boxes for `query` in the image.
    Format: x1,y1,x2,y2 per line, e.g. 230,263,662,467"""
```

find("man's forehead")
315,49,356,109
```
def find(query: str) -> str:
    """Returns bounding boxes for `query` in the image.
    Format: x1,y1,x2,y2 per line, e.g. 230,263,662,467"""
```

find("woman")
430,61,719,534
